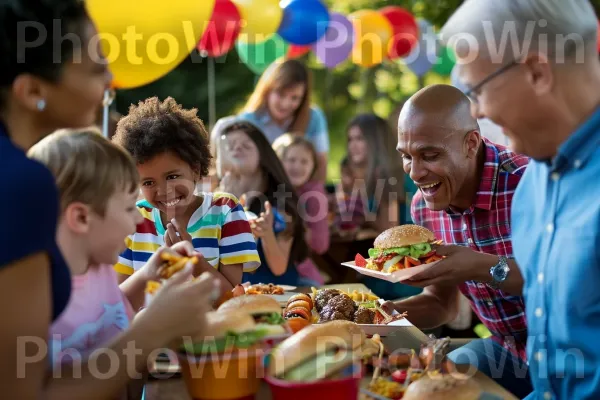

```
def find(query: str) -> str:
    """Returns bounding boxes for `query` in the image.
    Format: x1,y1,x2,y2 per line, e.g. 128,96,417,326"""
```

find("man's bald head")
399,84,479,136
396,84,485,212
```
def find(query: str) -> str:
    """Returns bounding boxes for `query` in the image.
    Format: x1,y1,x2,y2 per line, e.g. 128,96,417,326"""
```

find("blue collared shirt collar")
553,105,600,171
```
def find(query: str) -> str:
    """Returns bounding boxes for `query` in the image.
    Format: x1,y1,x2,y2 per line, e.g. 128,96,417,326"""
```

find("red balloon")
287,44,311,59
197,0,241,57
380,6,419,59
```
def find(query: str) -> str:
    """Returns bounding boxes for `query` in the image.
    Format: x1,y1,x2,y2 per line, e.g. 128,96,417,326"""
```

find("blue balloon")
403,19,438,77
278,0,330,45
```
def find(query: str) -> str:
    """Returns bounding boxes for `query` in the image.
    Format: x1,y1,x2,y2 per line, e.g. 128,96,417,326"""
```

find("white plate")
269,292,298,306
278,285,297,291
315,298,414,337
341,260,441,283
358,318,414,337
242,282,296,292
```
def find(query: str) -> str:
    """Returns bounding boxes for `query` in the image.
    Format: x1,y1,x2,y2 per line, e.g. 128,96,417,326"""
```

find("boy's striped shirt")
114,192,260,275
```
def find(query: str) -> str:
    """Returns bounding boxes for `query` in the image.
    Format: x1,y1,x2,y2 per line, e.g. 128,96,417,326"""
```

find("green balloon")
236,34,289,75
432,46,456,76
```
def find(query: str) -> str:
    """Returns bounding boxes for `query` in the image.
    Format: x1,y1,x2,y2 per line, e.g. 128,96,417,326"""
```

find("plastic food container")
178,346,268,400
264,363,362,400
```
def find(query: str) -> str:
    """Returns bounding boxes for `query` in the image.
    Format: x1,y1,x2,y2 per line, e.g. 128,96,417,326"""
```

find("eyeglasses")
464,61,519,104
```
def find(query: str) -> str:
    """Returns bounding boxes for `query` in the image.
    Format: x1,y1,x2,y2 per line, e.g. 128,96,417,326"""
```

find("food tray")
341,260,441,283
357,299,413,337
357,318,413,337
314,298,413,337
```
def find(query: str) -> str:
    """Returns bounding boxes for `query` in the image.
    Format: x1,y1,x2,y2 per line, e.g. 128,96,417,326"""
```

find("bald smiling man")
388,84,532,398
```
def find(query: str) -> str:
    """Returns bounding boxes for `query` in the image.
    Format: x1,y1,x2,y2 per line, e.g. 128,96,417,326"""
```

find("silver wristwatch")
489,256,509,289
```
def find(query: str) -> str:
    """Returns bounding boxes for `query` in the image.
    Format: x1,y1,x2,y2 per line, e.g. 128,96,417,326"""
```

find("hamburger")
267,321,379,382
218,295,287,336
355,225,442,273
403,374,482,400
181,310,270,355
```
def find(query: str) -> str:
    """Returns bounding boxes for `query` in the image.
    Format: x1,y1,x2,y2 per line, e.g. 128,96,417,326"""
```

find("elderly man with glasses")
390,83,531,398
438,0,600,399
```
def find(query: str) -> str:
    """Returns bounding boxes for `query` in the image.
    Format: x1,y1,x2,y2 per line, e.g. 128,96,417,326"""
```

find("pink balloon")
312,12,354,68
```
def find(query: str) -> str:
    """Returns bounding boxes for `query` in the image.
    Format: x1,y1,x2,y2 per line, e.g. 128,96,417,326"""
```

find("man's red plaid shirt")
411,139,530,361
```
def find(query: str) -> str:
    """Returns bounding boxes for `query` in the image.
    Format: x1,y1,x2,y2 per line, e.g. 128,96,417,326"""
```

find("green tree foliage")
113,0,600,180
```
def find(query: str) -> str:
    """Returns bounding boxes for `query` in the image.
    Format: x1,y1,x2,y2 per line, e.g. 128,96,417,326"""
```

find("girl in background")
344,114,399,233
213,59,329,182
217,122,308,286
273,134,328,286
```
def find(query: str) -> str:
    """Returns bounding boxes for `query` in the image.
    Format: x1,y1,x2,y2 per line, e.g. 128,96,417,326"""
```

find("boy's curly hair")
112,97,212,177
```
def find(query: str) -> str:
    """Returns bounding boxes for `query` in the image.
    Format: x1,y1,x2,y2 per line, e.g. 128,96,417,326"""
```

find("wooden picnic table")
143,284,516,400
144,366,517,400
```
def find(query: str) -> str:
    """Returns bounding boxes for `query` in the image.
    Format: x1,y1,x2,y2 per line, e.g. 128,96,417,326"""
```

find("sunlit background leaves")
113,0,600,180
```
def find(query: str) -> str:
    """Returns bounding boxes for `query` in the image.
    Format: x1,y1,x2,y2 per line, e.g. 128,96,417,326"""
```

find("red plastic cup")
264,363,362,400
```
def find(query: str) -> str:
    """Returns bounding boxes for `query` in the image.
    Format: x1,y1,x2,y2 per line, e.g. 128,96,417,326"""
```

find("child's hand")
136,266,219,344
249,201,275,238
140,241,197,282
164,219,193,246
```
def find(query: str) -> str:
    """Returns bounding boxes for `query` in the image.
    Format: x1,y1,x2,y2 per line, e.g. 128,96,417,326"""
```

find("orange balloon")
349,10,393,68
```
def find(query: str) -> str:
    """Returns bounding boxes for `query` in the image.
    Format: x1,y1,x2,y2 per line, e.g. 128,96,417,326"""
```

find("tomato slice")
406,256,421,266
391,369,408,384
355,253,367,268
404,257,411,269
420,250,436,259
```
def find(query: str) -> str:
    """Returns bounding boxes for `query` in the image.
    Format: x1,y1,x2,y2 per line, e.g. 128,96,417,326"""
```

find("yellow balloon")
232,0,283,43
349,10,393,68
86,0,216,89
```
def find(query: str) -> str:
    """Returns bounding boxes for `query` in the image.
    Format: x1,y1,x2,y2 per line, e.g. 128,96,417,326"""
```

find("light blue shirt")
513,106,600,400
212,106,329,154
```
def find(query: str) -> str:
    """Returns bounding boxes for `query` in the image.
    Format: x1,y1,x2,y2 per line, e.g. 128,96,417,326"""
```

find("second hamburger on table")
218,295,288,336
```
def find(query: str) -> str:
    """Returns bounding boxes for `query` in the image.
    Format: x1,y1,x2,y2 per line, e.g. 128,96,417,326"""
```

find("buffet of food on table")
141,226,502,399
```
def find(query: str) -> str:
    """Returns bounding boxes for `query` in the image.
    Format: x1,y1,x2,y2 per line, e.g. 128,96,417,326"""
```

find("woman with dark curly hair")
112,97,260,295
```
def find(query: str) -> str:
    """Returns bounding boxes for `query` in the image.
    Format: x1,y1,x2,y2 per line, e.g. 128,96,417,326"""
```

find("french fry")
160,252,182,262
158,254,199,279
145,280,161,294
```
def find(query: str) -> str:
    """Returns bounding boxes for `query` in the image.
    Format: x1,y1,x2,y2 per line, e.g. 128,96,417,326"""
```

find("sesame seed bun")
403,374,483,400
217,294,281,315
268,321,372,378
374,225,435,249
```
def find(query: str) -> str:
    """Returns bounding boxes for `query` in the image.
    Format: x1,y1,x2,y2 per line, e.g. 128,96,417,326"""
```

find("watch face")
493,264,509,281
